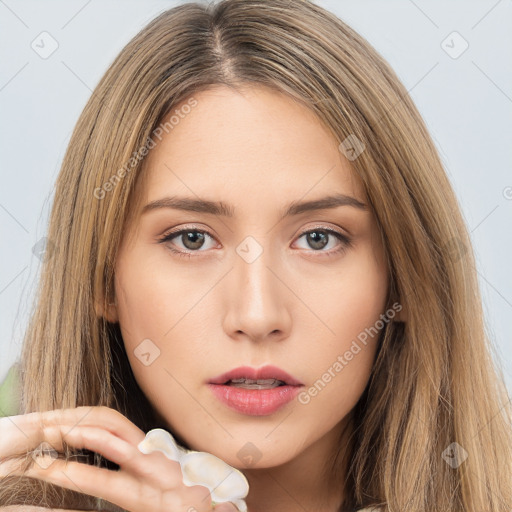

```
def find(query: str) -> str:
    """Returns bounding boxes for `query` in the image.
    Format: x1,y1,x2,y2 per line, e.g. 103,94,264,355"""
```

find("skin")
0,85,395,512
109,85,390,510
0,406,234,512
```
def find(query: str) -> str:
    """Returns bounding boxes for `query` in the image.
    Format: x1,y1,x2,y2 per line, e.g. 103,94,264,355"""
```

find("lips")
208,365,304,416
208,365,303,386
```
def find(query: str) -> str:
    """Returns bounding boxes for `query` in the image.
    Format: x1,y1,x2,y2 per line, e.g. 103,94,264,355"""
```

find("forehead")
141,84,366,209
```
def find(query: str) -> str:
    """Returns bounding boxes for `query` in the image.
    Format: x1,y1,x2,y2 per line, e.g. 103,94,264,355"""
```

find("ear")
94,295,119,323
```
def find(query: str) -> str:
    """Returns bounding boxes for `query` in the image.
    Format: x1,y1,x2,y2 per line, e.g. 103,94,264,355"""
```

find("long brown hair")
1,1,511,510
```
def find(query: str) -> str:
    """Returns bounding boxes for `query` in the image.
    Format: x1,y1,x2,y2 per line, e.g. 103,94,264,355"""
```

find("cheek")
113,263,188,420
113,249,210,400
295,247,387,406
114,252,178,345
317,243,388,346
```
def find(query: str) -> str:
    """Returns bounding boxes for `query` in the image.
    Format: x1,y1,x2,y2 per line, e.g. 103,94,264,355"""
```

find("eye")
157,225,352,259
158,228,217,258
293,227,352,257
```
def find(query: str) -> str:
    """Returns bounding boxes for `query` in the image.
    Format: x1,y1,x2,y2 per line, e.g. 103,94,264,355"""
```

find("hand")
0,406,240,512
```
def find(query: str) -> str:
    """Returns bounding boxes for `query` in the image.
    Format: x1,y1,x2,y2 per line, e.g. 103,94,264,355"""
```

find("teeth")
228,378,284,389
230,378,281,384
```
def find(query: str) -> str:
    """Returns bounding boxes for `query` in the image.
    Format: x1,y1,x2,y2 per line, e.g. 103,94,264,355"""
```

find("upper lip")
208,365,303,386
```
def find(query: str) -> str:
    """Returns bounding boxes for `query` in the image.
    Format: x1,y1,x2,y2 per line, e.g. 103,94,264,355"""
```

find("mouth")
207,365,304,416
223,378,286,390
208,365,303,387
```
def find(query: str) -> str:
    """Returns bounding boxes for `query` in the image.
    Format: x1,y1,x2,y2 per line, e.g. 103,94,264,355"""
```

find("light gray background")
1,0,511,394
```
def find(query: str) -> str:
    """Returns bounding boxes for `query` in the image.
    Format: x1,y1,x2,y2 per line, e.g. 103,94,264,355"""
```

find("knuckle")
29,409,57,430
41,424,63,448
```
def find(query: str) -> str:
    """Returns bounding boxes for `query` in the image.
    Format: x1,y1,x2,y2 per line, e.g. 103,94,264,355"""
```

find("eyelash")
157,225,352,259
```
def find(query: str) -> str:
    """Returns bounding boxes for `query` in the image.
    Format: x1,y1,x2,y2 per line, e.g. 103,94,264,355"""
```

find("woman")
1,0,511,510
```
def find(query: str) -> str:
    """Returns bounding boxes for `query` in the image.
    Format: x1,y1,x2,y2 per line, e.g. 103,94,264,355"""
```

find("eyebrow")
141,193,367,219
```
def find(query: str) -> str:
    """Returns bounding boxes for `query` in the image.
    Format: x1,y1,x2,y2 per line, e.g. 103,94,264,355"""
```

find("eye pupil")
183,231,205,250
164,227,344,256
307,231,328,250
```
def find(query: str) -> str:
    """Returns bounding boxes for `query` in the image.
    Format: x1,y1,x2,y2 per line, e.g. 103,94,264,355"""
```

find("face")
109,85,389,469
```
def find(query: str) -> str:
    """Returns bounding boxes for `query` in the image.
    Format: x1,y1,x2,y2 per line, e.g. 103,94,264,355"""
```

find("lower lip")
207,384,302,416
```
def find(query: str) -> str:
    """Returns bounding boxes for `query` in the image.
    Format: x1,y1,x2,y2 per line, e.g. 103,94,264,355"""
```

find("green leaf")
0,364,21,417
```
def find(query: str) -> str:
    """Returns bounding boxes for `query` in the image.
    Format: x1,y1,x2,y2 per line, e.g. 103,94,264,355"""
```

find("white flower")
137,428,249,512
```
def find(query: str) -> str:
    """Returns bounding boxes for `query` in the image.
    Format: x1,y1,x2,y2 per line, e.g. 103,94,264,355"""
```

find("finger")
0,405,144,456
54,425,141,468
0,423,140,477
22,457,134,510
1,508,93,511
2,455,136,512
2,508,94,512
1,424,187,493
5,406,146,446
23,457,197,512
53,424,185,485
0,423,178,487
2,439,237,512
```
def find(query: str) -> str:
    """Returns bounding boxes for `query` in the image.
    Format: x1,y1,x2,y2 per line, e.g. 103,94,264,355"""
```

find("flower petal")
137,428,249,512
137,428,186,462
180,451,249,501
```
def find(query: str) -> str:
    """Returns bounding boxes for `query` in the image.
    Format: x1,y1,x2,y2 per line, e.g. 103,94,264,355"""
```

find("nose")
221,240,292,343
